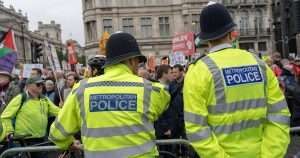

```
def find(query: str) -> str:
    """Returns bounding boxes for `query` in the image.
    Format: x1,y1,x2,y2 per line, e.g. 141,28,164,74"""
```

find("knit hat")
0,48,17,77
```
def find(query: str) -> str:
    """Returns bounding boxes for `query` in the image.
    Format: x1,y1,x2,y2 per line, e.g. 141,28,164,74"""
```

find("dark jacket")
168,80,186,138
288,82,300,127
44,90,60,106
154,80,186,138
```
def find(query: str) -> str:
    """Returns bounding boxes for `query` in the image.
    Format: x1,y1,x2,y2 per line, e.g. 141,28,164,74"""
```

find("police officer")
49,32,170,158
184,3,290,158
87,55,106,77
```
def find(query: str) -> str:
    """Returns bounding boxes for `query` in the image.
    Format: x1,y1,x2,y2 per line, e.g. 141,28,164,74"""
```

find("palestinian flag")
0,28,17,51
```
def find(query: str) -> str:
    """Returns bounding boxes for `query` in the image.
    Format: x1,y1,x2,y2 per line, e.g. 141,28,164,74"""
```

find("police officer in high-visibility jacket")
49,32,170,158
184,3,290,158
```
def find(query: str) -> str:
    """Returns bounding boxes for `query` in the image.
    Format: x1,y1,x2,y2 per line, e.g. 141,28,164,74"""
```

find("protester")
55,70,65,91
30,68,42,78
271,52,283,77
61,72,79,101
137,63,152,80
1,77,60,157
44,80,60,106
0,48,18,113
154,64,175,157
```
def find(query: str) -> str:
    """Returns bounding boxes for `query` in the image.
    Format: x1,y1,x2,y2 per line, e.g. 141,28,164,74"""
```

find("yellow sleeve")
184,63,230,158
149,82,170,122
0,94,22,134
46,98,60,116
261,66,290,158
49,87,81,150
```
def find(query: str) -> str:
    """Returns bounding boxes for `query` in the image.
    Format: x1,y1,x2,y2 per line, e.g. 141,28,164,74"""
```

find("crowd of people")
266,52,300,127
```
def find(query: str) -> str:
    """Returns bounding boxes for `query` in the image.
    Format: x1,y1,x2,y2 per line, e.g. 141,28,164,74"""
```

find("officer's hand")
69,140,82,151
164,130,171,136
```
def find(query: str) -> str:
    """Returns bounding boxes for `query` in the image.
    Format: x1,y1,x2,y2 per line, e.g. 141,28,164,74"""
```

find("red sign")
172,32,195,56
67,42,77,65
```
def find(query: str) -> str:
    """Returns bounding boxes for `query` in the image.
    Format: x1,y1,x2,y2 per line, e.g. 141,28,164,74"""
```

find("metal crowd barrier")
1,128,300,158
291,126,300,133
0,139,190,158
0,146,61,158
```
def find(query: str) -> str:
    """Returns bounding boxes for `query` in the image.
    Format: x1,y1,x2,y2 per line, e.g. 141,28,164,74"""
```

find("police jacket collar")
209,43,232,53
104,64,134,76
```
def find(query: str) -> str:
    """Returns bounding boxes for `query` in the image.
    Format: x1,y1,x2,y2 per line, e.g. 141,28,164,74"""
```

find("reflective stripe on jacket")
49,64,170,158
184,47,290,158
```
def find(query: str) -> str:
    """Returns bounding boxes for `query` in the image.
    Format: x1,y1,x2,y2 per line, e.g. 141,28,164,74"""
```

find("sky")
2,0,84,45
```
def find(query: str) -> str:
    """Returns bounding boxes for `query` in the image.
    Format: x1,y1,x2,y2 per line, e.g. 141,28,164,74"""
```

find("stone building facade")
0,1,63,64
82,0,273,59
224,0,273,54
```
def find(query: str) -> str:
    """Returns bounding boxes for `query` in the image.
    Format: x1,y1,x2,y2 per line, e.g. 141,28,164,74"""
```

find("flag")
67,41,77,65
0,28,17,51
0,47,17,75
99,31,110,55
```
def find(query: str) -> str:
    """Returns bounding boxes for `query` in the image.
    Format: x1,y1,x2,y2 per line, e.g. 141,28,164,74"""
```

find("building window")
120,0,133,6
85,21,97,42
240,42,254,51
157,0,171,5
239,11,249,35
141,17,152,38
103,19,113,34
192,14,200,33
85,0,93,9
223,0,232,4
100,0,112,7
255,10,264,34
138,0,152,5
122,18,135,35
159,17,170,37
45,32,49,38
258,42,267,51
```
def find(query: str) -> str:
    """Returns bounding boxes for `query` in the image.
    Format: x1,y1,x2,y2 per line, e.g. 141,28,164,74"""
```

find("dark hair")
66,72,79,81
156,65,171,80
31,68,42,76
173,64,184,72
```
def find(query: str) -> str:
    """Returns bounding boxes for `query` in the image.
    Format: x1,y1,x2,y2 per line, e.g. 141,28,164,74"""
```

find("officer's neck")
208,35,232,49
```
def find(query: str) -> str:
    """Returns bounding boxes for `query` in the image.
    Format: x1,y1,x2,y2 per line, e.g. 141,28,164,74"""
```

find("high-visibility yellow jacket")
184,45,290,158
1,93,60,140
49,64,170,158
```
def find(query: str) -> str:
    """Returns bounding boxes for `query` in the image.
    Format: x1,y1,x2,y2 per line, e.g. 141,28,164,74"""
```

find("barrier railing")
0,146,61,158
291,127,300,133
1,127,300,158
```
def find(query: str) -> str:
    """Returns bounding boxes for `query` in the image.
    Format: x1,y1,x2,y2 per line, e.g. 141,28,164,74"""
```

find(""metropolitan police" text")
222,65,263,86
89,94,137,112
